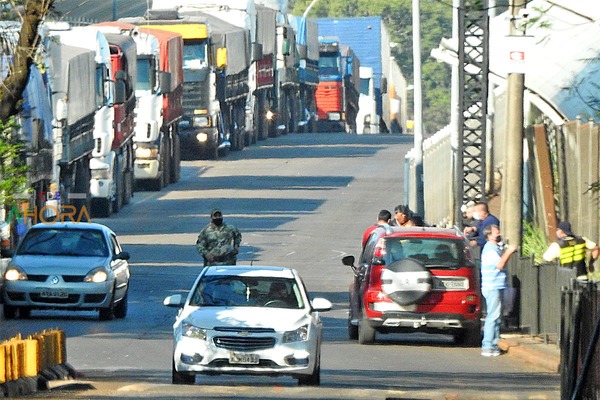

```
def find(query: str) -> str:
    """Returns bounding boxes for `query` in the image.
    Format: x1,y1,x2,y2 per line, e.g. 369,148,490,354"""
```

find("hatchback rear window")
384,237,469,268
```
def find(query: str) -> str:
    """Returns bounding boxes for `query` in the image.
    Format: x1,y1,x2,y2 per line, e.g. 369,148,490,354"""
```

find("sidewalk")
498,333,561,373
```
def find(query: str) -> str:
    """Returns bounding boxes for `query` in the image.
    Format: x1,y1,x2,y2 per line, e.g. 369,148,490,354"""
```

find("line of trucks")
0,1,404,246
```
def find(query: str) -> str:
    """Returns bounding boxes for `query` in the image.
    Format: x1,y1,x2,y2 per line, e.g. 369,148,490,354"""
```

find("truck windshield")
318,54,340,75
183,40,208,70
136,57,154,92
360,78,370,95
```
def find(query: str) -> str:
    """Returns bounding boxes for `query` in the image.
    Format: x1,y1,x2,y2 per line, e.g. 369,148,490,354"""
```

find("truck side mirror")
381,77,388,94
216,48,227,69
159,71,172,94
114,80,126,105
251,43,263,62
282,39,290,56
297,44,307,60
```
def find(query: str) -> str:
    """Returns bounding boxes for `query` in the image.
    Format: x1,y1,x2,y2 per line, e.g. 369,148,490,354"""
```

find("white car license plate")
40,290,68,299
229,352,259,365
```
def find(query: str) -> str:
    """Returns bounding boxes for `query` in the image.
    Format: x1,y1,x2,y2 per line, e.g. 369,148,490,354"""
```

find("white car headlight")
282,324,309,343
181,321,207,340
84,268,108,283
4,266,27,281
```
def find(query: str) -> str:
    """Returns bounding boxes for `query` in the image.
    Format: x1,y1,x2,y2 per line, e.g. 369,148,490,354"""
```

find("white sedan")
164,265,332,385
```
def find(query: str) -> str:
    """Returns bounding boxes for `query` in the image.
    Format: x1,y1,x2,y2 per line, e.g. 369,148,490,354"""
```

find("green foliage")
521,221,549,265
0,118,29,206
290,0,453,133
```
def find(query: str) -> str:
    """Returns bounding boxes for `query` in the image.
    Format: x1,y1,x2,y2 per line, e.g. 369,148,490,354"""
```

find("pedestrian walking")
196,208,242,267
542,221,600,278
480,224,517,357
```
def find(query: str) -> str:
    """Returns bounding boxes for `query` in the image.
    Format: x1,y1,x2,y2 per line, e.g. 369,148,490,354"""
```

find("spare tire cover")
381,258,432,306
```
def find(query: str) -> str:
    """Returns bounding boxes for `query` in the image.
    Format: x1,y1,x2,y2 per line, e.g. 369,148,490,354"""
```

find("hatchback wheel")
455,324,482,347
113,291,128,319
172,360,195,385
99,297,115,321
358,316,376,344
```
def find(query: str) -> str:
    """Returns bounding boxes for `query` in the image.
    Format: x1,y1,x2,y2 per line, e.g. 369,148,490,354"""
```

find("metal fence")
560,281,600,400
507,257,577,337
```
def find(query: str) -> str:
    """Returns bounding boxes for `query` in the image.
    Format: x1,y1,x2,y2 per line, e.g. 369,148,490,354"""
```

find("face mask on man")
212,218,223,226
472,211,481,221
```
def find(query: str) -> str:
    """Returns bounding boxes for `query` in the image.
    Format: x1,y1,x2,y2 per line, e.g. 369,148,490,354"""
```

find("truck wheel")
169,134,181,184
92,198,112,218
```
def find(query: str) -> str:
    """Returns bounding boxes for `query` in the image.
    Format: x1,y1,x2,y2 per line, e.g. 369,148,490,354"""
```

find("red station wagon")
342,226,481,345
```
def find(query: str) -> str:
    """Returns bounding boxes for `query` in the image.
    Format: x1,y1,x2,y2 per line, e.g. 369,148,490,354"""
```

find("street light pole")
412,0,425,216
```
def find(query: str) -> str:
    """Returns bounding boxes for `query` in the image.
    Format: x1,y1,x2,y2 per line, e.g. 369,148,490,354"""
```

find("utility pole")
412,0,424,216
501,0,526,247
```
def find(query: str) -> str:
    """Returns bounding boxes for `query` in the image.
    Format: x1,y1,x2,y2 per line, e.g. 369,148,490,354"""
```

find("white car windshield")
190,276,304,309
17,229,109,257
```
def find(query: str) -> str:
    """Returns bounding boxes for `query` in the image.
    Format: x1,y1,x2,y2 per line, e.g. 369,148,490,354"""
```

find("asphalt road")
0,133,560,399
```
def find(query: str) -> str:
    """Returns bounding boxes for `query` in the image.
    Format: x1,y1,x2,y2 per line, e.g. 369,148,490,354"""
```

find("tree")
0,1,54,213
0,0,55,121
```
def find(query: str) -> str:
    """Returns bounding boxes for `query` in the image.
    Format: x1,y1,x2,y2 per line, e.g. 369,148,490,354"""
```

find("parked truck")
257,0,300,135
46,24,128,218
153,0,278,143
289,15,319,133
96,21,184,191
126,8,250,159
316,37,360,133
88,28,137,216
316,16,406,133
43,38,98,217
357,66,380,134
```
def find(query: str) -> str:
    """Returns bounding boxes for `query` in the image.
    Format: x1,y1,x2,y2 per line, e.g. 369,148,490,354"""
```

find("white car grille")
213,336,276,351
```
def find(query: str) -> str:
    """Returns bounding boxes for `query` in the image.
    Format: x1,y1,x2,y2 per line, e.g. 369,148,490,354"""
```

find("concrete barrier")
0,329,75,397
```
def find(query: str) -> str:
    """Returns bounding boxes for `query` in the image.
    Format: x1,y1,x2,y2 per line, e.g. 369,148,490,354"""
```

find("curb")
498,338,560,373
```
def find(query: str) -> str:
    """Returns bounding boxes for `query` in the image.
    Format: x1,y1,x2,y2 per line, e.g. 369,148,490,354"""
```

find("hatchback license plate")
40,290,68,299
436,279,467,290
229,352,259,365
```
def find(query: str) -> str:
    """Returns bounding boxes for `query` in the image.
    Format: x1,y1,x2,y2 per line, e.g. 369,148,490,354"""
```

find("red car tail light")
364,264,392,317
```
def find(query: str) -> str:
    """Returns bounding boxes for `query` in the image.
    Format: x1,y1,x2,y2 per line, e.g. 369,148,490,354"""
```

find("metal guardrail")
0,329,65,384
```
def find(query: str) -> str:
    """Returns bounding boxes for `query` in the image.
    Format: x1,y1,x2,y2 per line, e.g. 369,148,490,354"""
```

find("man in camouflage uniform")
196,209,242,266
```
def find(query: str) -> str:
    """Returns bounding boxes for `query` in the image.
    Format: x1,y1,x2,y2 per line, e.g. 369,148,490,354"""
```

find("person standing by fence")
480,224,517,357
542,221,599,278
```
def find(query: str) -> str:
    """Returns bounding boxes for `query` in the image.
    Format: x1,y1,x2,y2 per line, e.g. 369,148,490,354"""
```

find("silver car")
2,222,130,320
164,265,332,386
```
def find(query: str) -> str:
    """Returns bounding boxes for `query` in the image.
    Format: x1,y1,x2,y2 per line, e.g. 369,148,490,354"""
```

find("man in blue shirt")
480,224,517,356
463,202,500,251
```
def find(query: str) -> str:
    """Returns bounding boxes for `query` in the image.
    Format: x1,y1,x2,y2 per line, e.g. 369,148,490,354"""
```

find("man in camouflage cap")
196,208,242,266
